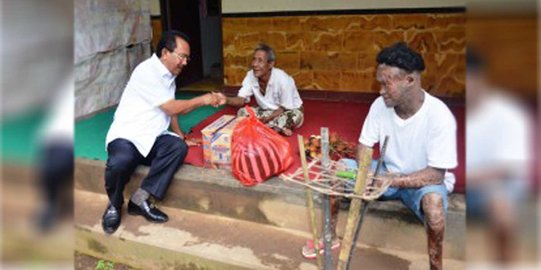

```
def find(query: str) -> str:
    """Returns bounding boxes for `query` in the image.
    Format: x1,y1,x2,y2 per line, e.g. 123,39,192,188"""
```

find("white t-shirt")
359,91,458,192
467,92,531,181
106,54,176,157
237,67,303,110
41,72,74,144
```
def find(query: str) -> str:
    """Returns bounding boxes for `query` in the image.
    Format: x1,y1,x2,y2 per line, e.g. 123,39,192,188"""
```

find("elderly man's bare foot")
281,128,293,136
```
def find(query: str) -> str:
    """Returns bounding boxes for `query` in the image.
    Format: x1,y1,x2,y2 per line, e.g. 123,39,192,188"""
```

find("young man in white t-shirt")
358,42,457,269
225,43,303,136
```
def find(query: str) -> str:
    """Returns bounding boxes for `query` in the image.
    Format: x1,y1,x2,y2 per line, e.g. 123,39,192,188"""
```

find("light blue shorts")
371,160,449,222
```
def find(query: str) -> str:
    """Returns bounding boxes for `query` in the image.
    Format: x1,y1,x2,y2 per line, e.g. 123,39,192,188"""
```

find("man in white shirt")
358,42,457,269
36,73,74,232
466,49,532,263
102,31,225,234
225,43,303,136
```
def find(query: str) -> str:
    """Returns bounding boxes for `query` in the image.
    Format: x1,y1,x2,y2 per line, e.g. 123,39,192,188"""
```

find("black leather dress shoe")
128,200,168,223
102,204,121,234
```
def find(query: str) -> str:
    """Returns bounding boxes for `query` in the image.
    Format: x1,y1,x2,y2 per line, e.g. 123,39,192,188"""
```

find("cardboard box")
201,115,244,169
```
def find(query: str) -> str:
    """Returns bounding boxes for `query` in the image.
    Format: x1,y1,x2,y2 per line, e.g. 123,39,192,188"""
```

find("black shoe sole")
127,207,168,223
102,226,118,234
102,221,120,234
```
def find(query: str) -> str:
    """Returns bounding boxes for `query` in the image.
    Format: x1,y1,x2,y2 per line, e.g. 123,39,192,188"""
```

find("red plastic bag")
231,106,293,186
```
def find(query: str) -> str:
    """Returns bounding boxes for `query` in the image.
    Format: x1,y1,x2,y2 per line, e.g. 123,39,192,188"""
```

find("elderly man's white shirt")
237,68,302,110
106,54,176,157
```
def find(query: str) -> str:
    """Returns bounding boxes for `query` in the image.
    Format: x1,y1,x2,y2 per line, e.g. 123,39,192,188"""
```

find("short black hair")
376,42,425,73
156,30,191,57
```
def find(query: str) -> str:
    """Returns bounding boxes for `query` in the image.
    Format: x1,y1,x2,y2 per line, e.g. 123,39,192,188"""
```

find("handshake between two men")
203,92,227,107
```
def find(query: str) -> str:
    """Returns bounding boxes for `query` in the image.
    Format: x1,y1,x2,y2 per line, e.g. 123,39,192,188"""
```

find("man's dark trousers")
105,134,188,209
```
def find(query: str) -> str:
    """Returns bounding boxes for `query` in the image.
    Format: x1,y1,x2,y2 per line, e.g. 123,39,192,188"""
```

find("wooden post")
336,146,373,270
320,128,333,269
345,136,389,269
298,135,323,269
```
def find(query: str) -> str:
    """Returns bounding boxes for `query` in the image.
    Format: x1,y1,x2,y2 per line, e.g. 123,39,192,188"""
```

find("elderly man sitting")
225,43,303,136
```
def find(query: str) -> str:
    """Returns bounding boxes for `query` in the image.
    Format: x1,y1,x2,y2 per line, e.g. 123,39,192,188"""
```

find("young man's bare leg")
422,193,445,270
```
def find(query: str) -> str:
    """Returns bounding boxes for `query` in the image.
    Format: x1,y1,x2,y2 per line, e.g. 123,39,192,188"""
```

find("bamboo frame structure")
279,159,394,201
281,137,393,269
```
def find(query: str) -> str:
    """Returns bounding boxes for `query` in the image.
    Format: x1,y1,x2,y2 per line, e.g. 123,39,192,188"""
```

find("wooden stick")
320,128,333,269
336,146,373,270
345,136,390,269
298,135,323,269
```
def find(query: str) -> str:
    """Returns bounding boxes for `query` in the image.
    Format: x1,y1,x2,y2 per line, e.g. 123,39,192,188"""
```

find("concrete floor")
75,190,465,270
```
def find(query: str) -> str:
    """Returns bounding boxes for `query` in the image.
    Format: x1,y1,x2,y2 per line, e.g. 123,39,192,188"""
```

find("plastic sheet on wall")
74,0,152,117
75,0,151,63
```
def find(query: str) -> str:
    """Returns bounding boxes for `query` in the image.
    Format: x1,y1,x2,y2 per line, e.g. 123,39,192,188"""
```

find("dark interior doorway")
159,0,223,89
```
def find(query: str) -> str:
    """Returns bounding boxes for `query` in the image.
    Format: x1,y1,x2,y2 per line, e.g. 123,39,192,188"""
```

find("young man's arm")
391,167,445,188
356,143,372,161
358,144,445,188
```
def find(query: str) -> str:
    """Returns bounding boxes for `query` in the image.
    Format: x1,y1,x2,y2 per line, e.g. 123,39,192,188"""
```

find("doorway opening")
151,0,223,91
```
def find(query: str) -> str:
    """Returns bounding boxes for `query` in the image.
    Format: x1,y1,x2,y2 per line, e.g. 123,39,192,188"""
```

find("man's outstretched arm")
160,92,225,116
225,96,246,107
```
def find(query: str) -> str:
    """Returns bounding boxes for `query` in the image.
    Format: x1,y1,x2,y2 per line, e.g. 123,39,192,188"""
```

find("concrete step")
75,189,465,269
75,158,465,260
